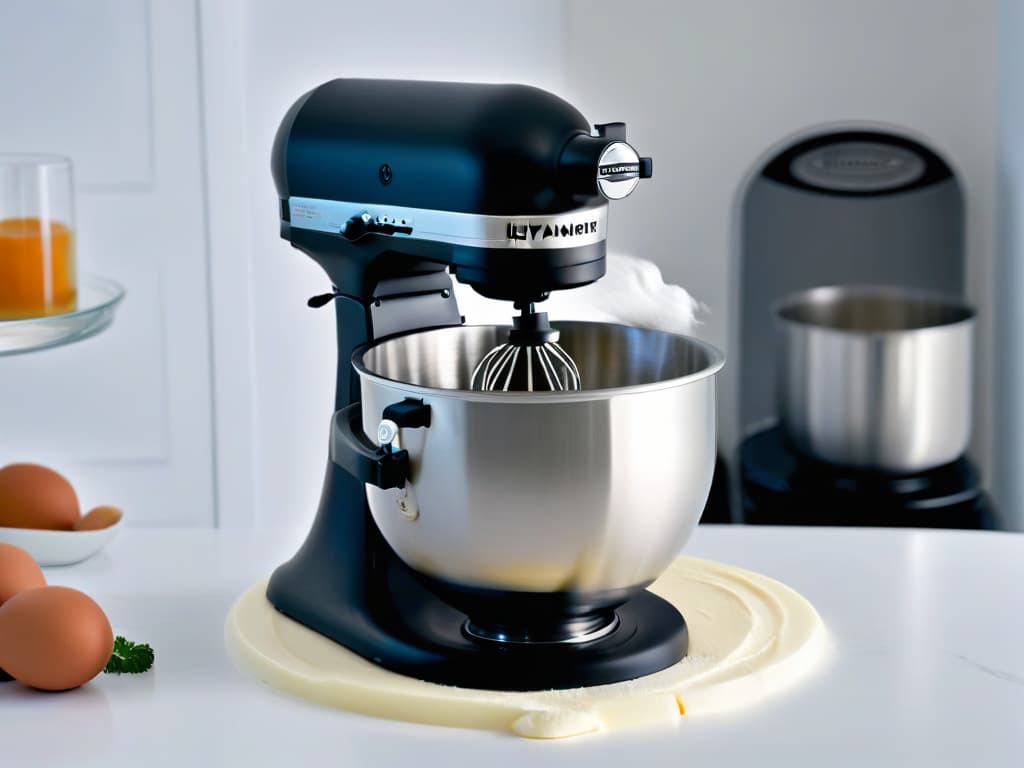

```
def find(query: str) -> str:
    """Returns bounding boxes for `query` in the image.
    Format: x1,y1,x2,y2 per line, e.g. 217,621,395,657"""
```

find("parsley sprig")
104,636,155,674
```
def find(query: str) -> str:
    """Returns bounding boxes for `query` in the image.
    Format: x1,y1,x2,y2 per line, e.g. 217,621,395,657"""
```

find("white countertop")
2,525,1022,767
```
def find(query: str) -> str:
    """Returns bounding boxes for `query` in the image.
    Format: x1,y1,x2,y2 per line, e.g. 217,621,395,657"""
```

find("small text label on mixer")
599,163,640,177
507,220,599,242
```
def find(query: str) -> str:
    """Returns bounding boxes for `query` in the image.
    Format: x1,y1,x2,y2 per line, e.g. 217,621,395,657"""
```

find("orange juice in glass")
0,155,76,320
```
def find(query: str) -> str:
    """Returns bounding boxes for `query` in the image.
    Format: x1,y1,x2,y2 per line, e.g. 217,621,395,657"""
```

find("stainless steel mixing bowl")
775,285,974,472
352,321,724,597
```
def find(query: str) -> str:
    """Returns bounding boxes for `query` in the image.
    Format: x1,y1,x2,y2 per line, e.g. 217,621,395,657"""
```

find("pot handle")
330,399,431,490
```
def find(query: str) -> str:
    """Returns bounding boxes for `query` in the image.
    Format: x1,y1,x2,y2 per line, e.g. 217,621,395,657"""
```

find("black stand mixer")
266,79,689,690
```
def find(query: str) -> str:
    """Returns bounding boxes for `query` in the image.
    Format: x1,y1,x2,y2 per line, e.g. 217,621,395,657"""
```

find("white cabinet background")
0,0,1012,528
0,0,214,526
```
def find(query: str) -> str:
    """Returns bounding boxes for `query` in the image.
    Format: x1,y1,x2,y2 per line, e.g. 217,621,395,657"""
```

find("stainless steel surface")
354,321,724,594
287,196,607,250
470,338,582,391
775,285,974,472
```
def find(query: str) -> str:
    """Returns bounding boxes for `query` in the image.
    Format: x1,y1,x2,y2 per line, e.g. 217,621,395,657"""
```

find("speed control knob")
597,142,651,199
560,124,653,201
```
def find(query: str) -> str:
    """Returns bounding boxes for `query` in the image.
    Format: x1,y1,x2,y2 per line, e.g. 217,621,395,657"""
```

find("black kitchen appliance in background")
741,426,994,529
733,129,995,529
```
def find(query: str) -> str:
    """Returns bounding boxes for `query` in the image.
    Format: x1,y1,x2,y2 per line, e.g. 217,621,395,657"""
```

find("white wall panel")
0,0,215,526
0,0,153,189
994,0,1024,530
198,0,257,527
0,264,168,461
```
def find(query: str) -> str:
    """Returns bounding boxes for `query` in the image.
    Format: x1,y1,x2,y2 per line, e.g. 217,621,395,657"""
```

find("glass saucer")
0,275,125,356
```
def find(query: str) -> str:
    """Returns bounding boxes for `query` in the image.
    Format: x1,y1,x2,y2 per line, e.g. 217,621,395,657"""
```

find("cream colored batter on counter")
225,557,828,739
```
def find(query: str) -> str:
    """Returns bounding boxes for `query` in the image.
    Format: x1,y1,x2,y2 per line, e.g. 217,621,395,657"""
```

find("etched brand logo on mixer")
506,220,598,242
599,163,640,177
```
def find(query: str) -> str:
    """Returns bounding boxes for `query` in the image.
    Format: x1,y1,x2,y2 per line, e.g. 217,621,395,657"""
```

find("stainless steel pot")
775,285,974,472
351,321,724,597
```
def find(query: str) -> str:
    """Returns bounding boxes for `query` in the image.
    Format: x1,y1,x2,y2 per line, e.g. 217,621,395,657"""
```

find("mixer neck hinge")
368,272,463,338
372,272,453,302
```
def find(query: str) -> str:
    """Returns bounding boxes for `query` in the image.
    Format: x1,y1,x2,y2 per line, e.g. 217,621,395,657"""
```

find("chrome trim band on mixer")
287,197,608,250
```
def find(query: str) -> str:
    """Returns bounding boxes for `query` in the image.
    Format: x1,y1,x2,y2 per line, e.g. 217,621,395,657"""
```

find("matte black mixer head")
271,79,653,305
471,304,582,392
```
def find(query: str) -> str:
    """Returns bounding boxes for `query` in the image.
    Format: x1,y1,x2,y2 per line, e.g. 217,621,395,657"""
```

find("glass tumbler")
0,155,77,320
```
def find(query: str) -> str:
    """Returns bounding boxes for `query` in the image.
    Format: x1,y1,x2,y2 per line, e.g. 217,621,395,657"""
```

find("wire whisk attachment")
470,306,582,392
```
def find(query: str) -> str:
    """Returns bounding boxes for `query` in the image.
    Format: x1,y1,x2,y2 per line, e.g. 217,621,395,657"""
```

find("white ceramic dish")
0,520,122,566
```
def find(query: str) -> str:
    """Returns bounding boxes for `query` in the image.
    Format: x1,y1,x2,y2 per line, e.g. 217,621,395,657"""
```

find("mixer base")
275,538,688,691
381,560,689,690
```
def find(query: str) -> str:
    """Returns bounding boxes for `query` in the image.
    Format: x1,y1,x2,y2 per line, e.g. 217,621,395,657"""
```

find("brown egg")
0,463,81,530
0,542,46,605
0,585,114,690
73,505,123,531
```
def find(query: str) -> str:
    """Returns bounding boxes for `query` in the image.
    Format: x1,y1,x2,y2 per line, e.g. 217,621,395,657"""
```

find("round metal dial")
597,142,642,200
